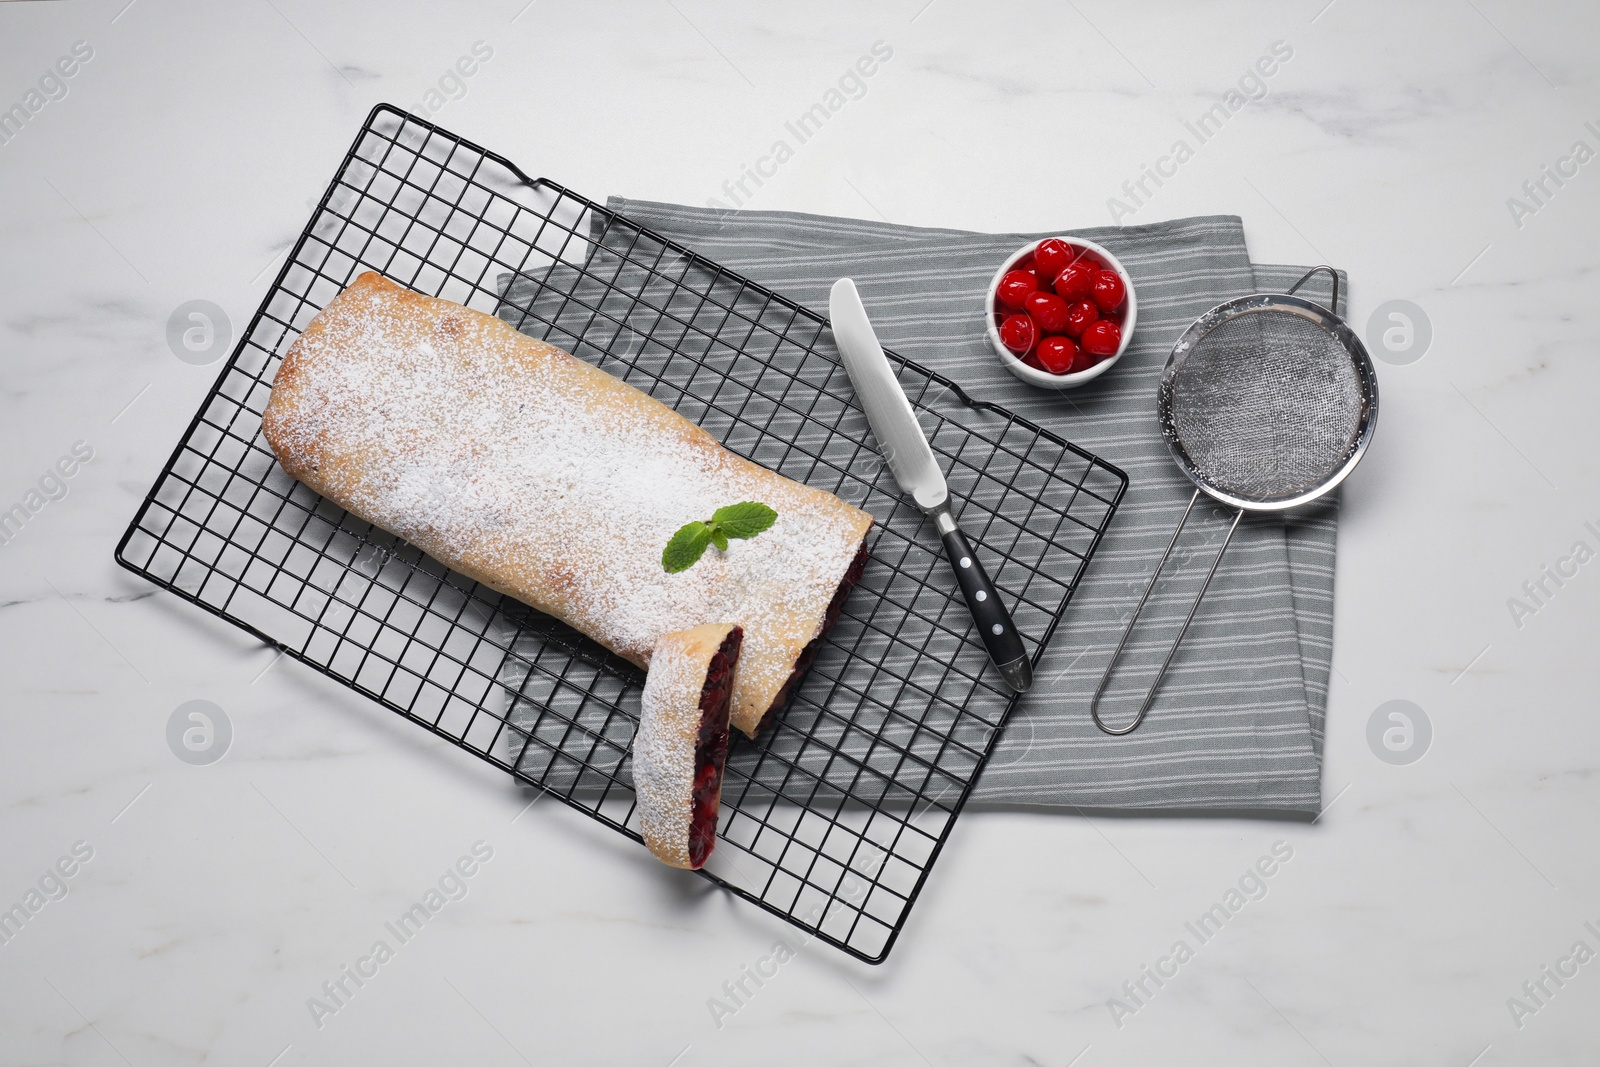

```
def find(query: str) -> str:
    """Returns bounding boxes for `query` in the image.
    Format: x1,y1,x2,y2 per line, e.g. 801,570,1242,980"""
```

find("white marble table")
3,1,1598,1063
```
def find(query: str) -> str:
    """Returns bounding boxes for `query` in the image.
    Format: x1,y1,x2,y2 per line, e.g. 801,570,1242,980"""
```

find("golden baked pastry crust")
262,272,872,734
634,622,739,869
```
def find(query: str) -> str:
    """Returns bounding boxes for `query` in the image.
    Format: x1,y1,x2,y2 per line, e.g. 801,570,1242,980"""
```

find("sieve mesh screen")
1168,308,1363,501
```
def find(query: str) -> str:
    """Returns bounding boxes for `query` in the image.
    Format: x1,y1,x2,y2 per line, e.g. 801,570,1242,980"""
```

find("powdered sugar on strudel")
262,272,873,734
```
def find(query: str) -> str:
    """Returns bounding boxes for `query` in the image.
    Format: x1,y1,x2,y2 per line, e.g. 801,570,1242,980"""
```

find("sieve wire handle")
1089,489,1244,736
1286,264,1340,316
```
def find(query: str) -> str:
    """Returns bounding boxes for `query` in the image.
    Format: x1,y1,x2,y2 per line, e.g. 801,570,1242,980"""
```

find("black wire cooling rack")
115,105,1127,963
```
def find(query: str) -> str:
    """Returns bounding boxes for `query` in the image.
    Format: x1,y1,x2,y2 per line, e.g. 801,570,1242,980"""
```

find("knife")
829,278,1032,693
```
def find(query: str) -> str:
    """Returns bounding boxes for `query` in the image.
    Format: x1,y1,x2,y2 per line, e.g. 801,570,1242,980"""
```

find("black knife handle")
937,514,1032,692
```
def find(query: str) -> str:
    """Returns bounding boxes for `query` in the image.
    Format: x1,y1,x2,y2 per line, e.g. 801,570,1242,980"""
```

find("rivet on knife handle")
934,507,1031,692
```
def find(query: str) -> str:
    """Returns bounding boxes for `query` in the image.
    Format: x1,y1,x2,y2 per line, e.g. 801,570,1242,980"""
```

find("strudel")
262,272,872,735
633,623,741,869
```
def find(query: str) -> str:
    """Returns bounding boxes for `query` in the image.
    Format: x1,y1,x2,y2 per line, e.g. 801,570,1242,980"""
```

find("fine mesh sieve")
1092,266,1378,735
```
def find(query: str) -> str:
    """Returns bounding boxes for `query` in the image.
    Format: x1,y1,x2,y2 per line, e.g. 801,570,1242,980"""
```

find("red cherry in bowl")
1033,239,1075,281
1081,319,1122,358
1063,300,1099,339
1023,291,1071,334
999,313,1038,355
997,270,1038,312
1091,269,1126,313
1054,262,1096,302
1036,335,1077,374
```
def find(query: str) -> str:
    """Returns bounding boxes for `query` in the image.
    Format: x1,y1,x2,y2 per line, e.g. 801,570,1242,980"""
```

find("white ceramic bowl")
984,236,1137,390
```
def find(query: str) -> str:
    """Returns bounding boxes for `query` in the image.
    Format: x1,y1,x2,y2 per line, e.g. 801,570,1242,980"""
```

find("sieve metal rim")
1156,292,1379,513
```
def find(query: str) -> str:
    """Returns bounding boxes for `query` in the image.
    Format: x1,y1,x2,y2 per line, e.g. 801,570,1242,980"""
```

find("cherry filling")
755,541,869,734
687,627,743,869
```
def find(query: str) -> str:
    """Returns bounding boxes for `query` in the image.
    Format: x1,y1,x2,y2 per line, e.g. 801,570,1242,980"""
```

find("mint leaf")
663,502,778,573
662,521,712,573
712,501,777,540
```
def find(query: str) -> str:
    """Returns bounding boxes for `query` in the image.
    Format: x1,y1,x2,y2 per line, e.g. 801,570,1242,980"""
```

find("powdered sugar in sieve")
1166,305,1365,503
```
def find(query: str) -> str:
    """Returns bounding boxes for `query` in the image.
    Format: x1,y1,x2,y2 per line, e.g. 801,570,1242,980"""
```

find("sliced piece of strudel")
262,272,872,736
633,623,741,869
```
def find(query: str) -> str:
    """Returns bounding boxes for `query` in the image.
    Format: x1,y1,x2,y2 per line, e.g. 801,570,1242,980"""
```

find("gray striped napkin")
503,202,1339,815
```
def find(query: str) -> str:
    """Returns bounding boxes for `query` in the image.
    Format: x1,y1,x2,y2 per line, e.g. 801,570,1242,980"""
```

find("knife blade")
829,278,1032,693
